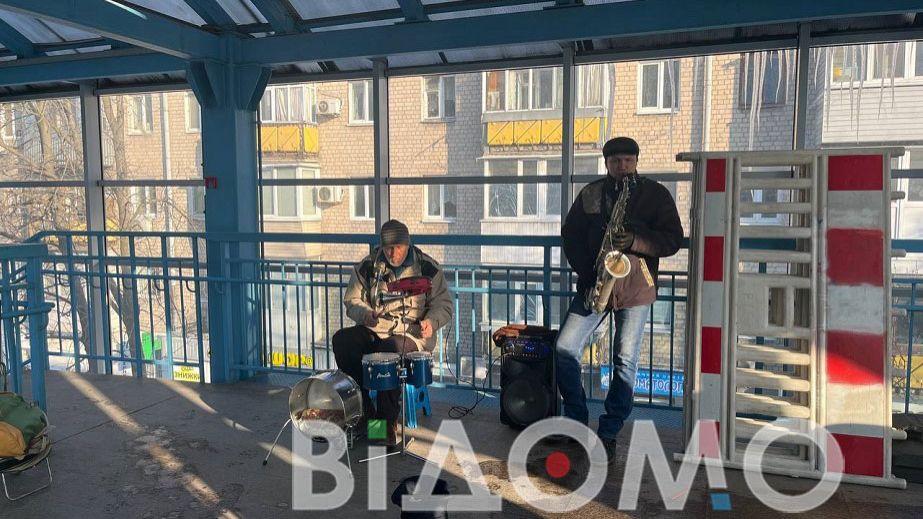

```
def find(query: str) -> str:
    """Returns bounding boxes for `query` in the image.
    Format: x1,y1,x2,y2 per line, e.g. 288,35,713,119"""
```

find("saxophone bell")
603,250,631,279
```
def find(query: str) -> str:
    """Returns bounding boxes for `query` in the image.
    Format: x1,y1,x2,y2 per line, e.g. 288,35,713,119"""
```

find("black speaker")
497,330,557,429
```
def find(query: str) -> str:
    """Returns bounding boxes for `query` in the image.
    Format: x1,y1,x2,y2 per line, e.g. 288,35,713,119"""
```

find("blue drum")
405,351,433,388
362,352,401,391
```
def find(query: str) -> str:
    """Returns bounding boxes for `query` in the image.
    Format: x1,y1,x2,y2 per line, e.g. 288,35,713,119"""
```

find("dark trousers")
332,325,418,422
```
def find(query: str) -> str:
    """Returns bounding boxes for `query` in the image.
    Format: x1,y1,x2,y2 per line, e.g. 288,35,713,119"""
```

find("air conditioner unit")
316,185,343,204
317,99,342,116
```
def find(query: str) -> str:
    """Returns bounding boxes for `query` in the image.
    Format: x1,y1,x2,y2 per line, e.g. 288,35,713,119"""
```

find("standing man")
333,220,453,446
556,137,683,462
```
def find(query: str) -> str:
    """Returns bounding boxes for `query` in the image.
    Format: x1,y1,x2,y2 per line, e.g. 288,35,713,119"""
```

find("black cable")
445,341,501,419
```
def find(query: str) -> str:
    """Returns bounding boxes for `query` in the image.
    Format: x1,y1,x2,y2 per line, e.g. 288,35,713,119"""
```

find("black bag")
390,476,450,519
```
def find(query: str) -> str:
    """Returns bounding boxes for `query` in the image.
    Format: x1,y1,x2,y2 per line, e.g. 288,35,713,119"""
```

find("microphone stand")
359,290,428,464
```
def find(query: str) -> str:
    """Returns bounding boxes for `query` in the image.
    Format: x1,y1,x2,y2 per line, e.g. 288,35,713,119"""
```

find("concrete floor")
2,371,922,518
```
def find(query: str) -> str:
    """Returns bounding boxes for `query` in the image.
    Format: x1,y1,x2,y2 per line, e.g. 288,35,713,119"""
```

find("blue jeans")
555,296,650,440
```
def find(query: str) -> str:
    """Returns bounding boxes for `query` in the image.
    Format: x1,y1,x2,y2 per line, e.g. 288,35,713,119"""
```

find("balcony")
260,123,319,156
486,117,604,147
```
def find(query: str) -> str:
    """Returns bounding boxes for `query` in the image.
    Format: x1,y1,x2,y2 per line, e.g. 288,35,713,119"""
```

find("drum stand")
263,419,358,477
359,357,428,464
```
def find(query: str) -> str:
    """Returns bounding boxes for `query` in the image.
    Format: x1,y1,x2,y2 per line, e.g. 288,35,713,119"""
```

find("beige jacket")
343,246,454,351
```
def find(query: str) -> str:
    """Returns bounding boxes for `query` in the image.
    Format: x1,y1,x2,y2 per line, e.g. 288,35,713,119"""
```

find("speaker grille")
501,378,552,426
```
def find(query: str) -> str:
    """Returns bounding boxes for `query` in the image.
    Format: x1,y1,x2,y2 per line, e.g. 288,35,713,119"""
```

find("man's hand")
420,319,434,339
612,231,634,251
364,311,379,328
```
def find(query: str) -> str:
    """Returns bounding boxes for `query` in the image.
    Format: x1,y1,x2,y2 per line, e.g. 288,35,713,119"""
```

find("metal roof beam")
0,16,35,57
248,0,298,34
397,0,428,22
0,0,221,59
0,49,186,87
183,0,235,27
239,0,923,66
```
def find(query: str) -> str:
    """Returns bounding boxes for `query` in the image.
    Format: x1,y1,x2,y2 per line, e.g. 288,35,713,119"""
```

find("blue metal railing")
0,243,52,409
10,230,923,413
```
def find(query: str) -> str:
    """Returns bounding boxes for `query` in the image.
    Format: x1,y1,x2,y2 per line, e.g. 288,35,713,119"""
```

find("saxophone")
585,174,637,313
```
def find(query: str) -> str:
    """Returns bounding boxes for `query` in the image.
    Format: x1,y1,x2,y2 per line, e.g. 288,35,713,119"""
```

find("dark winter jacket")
562,174,684,298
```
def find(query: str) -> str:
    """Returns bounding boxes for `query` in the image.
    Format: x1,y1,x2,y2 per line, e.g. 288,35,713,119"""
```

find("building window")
133,186,159,217
351,185,374,219
578,64,606,108
188,186,205,219
916,42,923,77
424,184,457,220
349,80,372,124
485,70,506,112
422,75,456,120
184,93,201,132
483,68,565,112
638,60,679,113
650,287,673,332
127,95,153,133
870,42,906,80
485,159,562,219
0,105,14,142
740,51,788,107
260,84,315,124
261,166,320,219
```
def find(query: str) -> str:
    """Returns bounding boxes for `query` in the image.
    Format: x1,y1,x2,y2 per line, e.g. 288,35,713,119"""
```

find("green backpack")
0,392,46,458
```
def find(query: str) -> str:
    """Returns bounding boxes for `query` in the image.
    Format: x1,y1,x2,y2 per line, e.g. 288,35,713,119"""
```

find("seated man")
332,219,453,446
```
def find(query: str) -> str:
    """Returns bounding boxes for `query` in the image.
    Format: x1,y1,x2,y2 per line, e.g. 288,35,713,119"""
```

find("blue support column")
189,58,271,383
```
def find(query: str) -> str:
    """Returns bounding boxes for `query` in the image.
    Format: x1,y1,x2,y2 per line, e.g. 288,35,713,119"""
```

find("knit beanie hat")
380,219,410,247
603,136,640,158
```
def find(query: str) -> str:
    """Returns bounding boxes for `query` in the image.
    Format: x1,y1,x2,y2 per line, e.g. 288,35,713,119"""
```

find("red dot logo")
545,451,571,479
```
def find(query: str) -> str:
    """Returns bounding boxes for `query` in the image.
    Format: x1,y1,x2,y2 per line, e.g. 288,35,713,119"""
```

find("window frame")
187,186,206,221
260,166,321,221
637,60,680,114
260,84,316,124
421,75,456,121
350,184,375,220
483,158,564,221
127,94,154,134
482,68,566,113
900,148,923,206
738,51,789,108
484,280,543,327
577,64,607,109
348,80,373,125
422,183,457,222
132,186,159,217
183,92,201,133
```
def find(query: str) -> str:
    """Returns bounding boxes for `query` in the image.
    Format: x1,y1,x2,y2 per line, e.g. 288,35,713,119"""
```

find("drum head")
362,352,400,364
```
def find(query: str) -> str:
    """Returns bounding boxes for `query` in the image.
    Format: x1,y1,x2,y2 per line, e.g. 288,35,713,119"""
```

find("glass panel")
511,69,530,110
485,70,505,111
0,97,84,182
0,187,86,243
443,184,457,218
353,185,368,218
917,42,923,77
425,76,440,118
275,168,297,217
871,43,906,79
426,184,441,216
522,160,538,216
101,91,203,180
443,76,456,118
641,64,659,108
488,185,517,217
532,68,555,109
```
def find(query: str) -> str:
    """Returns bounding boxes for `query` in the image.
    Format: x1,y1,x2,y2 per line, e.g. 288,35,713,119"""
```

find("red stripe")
826,330,885,385
827,434,883,477
828,155,883,191
698,420,721,459
703,236,724,282
701,326,722,374
706,159,726,192
826,228,883,286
